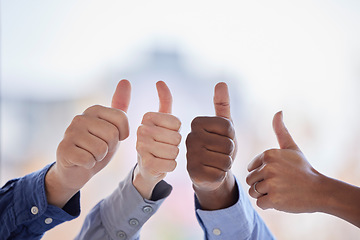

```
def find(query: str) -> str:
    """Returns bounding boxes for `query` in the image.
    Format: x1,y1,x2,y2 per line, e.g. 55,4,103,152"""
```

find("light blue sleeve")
195,178,275,240
75,167,172,240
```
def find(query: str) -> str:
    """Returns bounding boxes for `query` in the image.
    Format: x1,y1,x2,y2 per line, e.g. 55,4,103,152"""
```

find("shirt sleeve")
0,163,80,240
195,177,275,240
75,167,172,240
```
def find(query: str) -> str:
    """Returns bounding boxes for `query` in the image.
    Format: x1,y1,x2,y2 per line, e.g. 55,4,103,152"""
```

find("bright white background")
1,0,360,239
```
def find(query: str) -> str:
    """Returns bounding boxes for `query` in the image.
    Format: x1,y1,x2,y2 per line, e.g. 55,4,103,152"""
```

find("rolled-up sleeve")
76,167,172,240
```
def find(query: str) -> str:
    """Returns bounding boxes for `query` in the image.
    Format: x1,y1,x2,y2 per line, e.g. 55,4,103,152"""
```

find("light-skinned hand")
45,80,131,208
132,81,181,199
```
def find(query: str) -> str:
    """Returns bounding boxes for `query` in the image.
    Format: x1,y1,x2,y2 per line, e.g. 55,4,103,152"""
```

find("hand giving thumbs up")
133,81,182,199
246,111,321,213
186,82,238,210
46,79,131,208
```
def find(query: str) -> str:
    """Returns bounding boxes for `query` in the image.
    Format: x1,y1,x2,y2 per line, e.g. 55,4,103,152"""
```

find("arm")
75,166,172,240
132,81,181,199
186,82,274,240
46,79,131,208
0,80,131,240
246,111,360,228
0,164,80,240
75,81,181,239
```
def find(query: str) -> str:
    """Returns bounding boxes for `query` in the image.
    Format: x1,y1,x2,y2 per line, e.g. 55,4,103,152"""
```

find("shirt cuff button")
31,206,39,215
117,231,127,239
142,206,153,213
45,218,53,224
212,228,221,236
129,218,139,226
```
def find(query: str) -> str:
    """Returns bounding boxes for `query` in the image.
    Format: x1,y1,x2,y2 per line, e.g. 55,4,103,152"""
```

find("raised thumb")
156,81,173,114
111,79,131,112
213,82,231,119
272,111,300,150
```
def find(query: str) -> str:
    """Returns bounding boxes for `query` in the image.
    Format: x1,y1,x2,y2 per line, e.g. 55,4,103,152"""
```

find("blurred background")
1,0,360,239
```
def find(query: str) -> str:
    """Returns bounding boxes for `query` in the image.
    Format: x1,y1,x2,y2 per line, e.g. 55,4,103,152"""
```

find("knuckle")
222,117,232,129
268,194,279,206
185,133,195,147
172,116,182,130
187,170,201,183
191,117,204,130
142,112,155,123
224,138,235,154
96,142,108,159
257,200,265,209
116,110,128,124
222,155,233,171
186,160,192,172
174,146,180,156
174,132,182,145
185,144,201,160
85,104,103,114
109,126,120,141
248,187,254,198
168,161,177,172
137,125,148,137
72,150,93,168
266,180,275,192
167,146,179,159
169,146,180,159
263,149,277,162
71,115,85,126
186,159,198,173
262,164,275,178
245,175,252,186
136,141,146,153
220,118,234,136
116,112,129,140
57,140,66,152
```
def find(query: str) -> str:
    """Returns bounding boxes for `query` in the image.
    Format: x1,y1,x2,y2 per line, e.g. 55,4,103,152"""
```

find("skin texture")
247,111,360,228
45,79,131,208
132,81,181,199
186,82,238,211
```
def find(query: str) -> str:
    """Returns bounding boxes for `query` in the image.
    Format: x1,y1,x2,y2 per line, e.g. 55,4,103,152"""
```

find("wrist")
317,173,359,212
309,172,330,213
132,165,160,200
194,172,238,210
314,173,360,227
45,164,79,208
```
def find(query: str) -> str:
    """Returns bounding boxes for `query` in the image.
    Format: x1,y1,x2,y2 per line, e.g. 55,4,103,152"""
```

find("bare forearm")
319,175,360,228
194,172,238,210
